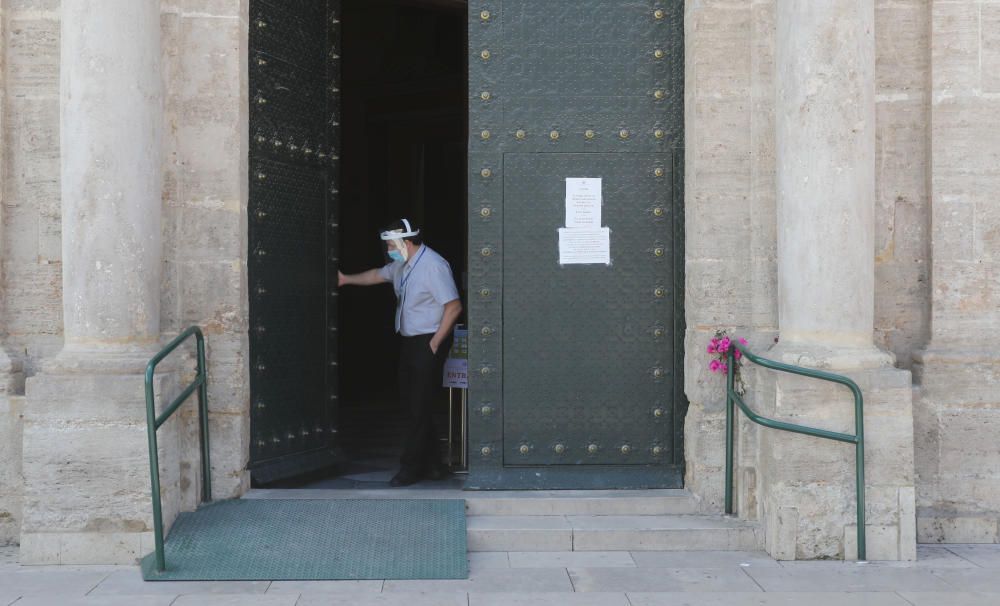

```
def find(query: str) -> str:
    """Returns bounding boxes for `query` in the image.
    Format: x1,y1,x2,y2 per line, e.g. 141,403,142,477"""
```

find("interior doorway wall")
336,0,468,476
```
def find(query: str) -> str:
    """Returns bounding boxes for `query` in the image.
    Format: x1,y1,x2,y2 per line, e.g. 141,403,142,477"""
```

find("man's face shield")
379,219,420,263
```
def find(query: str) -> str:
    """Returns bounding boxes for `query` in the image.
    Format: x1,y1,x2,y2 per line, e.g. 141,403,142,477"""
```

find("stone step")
464,490,697,516
467,515,762,552
246,488,697,516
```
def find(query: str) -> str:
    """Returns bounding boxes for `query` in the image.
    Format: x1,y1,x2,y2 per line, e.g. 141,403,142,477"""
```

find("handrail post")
143,326,212,574
724,341,867,561
145,364,167,573
724,347,735,515
854,387,866,561
196,330,212,502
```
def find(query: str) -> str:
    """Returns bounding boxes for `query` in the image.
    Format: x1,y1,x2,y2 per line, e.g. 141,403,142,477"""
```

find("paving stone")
265,580,383,594
297,594,468,606
468,552,510,570
866,545,980,568
172,596,298,606
630,550,780,569
744,566,955,592
897,592,1000,606
87,569,270,595
471,592,630,605
509,551,635,568
777,545,975,569
944,545,1000,568
568,567,762,593
0,569,111,597
627,592,912,605
927,568,1000,592
383,568,574,593
13,597,177,606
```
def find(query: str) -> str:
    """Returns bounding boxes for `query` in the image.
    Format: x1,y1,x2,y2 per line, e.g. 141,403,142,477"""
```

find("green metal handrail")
724,341,866,560
145,326,212,573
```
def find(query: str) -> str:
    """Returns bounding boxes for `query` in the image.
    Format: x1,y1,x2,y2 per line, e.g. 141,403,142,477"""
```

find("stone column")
756,0,915,560
912,0,1000,544
774,0,887,366
21,1,178,564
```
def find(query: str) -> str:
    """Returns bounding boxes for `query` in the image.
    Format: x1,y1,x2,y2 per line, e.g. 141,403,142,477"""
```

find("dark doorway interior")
329,0,467,486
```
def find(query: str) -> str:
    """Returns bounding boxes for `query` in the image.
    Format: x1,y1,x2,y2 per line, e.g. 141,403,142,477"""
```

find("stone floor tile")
928,567,1000,592
0,547,19,568
172,596,299,606
944,545,1000,568
568,567,761,593
744,566,954,592
630,551,780,569
897,592,1000,605
777,545,976,569
471,592,630,605
0,568,111,597
627,592,911,605
383,568,574,593
868,544,980,568
509,551,635,568
266,580,383,594
13,597,177,606
297,593,468,606
468,552,510,570
87,569,270,595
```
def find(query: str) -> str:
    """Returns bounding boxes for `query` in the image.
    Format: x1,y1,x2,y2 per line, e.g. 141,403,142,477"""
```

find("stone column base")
21,371,180,565
755,365,916,560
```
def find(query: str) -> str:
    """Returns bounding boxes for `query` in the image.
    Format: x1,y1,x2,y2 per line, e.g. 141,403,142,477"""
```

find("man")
338,219,462,486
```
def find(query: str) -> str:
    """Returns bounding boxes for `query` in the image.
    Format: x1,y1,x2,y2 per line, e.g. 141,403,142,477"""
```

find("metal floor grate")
141,498,467,581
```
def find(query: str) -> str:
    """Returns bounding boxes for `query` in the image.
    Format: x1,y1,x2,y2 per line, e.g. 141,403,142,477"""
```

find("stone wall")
1,0,62,373
0,0,59,548
683,0,927,560
160,0,250,505
0,0,250,551
874,0,932,367
913,0,1000,543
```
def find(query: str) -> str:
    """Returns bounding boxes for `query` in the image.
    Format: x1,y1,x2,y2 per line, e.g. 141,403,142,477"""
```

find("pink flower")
734,349,742,360
709,359,721,373
718,337,731,353
739,337,748,346
720,363,729,374
707,343,717,354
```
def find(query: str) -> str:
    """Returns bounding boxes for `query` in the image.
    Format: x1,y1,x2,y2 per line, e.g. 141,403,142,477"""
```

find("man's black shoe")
389,471,420,487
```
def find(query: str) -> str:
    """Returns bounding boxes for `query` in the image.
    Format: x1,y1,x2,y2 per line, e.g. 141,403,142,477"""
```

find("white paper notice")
558,227,611,265
565,178,602,228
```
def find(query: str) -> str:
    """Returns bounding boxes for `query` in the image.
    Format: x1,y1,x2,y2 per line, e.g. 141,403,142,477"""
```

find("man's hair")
384,219,424,246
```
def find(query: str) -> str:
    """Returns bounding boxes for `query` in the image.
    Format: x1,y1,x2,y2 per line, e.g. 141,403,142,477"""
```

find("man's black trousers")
398,333,447,475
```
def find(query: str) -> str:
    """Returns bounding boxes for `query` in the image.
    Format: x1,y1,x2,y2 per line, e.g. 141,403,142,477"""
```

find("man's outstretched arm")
338,269,388,287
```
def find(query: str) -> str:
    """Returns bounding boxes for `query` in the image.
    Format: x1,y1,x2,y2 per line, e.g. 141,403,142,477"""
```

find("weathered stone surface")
912,0,1000,544
0,395,24,546
21,373,180,564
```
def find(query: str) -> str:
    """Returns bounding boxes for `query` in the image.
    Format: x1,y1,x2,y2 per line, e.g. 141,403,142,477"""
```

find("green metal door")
467,0,685,489
248,0,342,483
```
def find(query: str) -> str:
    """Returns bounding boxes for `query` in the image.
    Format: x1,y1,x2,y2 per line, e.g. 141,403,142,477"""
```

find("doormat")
141,498,467,581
